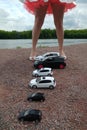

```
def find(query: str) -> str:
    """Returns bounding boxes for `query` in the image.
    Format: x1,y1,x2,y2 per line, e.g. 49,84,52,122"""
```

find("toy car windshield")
24,110,30,116
36,77,41,82
31,93,36,97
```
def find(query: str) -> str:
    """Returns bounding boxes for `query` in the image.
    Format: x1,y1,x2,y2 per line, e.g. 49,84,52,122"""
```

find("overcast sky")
0,0,87,31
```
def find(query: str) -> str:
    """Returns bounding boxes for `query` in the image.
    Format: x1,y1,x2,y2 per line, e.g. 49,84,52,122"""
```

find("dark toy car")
18,109,42,122
34,56,66,69
27,92,45,102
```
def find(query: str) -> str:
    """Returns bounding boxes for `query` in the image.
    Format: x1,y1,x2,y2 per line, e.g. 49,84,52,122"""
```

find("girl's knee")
35,17,44,27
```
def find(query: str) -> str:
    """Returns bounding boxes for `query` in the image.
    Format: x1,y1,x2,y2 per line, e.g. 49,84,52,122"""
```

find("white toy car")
32,68,53,77
29,76,56,89
35,52,59,61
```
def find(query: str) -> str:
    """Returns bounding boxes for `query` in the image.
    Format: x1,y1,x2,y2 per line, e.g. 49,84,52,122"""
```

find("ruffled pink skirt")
24,0,76,14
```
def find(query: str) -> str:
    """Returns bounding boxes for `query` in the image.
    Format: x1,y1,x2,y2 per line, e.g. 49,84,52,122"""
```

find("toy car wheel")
49,85,54,89
59,64,65,69
19,118,24,122
41,99,45,102
38,64,43,69
48,73,51,76
35,74,38,77
35,119,39,124
32,85,37,88
29,98,32,101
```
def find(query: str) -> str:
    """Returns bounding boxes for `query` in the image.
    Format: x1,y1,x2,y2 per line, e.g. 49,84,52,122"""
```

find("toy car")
18,109,42,122
32,67,53,77
35,52,59,61
29,76,56,89
27,92,45,102
34,56,66,69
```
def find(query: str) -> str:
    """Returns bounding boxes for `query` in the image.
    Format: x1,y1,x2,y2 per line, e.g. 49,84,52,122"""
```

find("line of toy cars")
18,92,45,122
28,52,66,89
18,52,66,124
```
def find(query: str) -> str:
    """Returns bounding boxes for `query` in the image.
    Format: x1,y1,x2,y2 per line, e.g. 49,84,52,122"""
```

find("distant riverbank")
0,39,87,49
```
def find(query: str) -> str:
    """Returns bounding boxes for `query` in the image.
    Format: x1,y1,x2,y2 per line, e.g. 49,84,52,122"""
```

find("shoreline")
0,42,87,50
0,43,87,130
0,39,87,49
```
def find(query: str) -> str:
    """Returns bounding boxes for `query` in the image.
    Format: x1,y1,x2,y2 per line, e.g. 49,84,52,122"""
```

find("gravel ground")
0,44,87,130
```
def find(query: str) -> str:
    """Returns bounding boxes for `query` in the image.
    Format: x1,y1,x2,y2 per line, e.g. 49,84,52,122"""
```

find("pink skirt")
24,0,76,14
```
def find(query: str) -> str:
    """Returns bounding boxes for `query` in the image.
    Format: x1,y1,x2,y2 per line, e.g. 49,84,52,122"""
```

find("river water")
0,39,87,49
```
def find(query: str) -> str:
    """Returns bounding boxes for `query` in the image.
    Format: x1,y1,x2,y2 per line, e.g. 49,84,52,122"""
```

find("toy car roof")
30,92,44,96
41,76,54,80
43,52,59,56
39,67,52,70
35,52,59,60
43,55,64,61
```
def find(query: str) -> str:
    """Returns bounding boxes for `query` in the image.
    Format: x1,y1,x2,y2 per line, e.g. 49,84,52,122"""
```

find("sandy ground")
0,43,87,130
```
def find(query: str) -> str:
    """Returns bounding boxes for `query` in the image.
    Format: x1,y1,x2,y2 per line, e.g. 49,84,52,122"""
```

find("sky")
0,0,87,31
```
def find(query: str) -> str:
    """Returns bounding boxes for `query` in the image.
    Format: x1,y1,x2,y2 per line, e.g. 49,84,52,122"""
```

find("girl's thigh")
51,2,65,21
34,4,48,18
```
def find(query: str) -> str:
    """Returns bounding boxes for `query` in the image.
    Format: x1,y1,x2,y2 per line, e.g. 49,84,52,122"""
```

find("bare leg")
30,5,48,60
51,3,66,58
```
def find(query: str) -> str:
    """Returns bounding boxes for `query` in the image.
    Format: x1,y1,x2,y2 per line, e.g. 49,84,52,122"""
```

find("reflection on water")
0,39,87,49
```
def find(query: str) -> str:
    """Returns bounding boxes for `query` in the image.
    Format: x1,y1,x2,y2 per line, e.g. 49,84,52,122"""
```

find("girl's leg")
30,5,48,60
51,3,66,59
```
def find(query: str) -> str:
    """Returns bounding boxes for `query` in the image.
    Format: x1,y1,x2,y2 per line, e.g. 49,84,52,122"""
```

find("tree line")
0,29,87,39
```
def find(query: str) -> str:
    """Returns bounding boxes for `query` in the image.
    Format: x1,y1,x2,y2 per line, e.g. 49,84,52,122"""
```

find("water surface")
0,39,87,49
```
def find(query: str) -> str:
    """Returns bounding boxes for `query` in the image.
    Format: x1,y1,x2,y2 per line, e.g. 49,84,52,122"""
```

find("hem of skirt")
24,1,76,15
